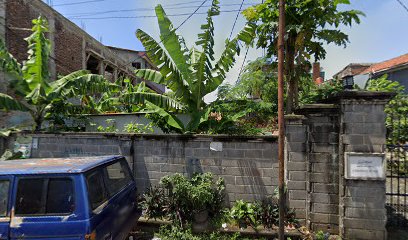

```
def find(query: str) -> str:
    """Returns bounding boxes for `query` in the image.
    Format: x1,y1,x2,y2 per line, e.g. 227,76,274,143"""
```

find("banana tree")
96,79,183,113
135,0,256,133
0,16,109,131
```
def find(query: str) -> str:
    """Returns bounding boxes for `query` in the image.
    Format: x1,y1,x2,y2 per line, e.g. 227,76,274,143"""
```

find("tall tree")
135,0,256,132
243,0,364,113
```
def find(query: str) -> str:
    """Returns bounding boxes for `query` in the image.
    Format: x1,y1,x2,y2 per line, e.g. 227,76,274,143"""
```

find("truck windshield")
0,180,9,217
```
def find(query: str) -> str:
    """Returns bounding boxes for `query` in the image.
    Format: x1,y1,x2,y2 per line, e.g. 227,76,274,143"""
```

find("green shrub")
157,226,264,240
142,173,225,227
229,200,259,229
141,186,168,220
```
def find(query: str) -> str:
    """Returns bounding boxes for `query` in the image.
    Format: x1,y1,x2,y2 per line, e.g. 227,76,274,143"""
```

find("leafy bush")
156,226,263,240
142,173,225,227
123,121,154,133
229,200,259,229
141,186,168,220
157,226,201,240
145,113,183,134
299,79,343,105
229,193,298,230
366,75,408,144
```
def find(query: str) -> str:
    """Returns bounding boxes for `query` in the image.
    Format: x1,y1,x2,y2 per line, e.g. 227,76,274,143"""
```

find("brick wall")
54,19,83,75
14,133,279,204
5,0,35,63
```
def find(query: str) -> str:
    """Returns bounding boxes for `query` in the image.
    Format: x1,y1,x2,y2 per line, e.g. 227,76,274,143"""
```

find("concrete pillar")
285,115,308,227
295,104,340,235
335,91,393,240
98,60,105,76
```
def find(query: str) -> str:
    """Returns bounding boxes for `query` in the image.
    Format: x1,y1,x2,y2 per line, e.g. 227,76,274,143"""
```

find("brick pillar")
336,92,393,240
312,62,320,82
285,115,308,226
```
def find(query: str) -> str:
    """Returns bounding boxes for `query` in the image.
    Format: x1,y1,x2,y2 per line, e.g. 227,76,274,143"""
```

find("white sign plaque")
345,153,385,180
210,142,223,152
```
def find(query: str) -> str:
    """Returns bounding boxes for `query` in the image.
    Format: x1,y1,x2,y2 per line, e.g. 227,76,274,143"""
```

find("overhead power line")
65,3,256,18
69,9,245,20
115,0,210,70
396,0,408,13
229,0,246,40
53,0,105,7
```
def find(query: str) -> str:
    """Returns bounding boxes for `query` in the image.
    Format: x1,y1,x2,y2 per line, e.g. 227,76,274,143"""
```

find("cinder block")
311,143,335,153
343,197,385,209
312,203,338,214
345,144,384,153
287,142,306,152
312,163,333,173
345,228,385,240
286,131,307,142
343,112,365,123
345,207,386,220
244,149,263,159
289,199,306,209
287,181,306,190
289,190,307,200
289,171,306,181
288,152,306,162
313,183,339,194
309,153,332,163
287,162,307,171
310,193,339,204
343,218,385,230
310,173,338,183
310,213,339,225
342,134,364,145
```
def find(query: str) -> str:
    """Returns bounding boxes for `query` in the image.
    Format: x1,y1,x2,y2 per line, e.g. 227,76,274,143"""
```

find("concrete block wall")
15,133,278,204
303,106,340,235
285,116,308,226
339,98,389,240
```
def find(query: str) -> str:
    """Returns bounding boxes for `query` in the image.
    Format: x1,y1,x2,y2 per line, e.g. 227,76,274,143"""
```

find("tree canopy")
243,0,364,112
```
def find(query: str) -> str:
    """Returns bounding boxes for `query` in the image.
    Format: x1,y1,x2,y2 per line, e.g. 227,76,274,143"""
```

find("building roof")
333,63,373,79
360,53,408,75
0,155,122,175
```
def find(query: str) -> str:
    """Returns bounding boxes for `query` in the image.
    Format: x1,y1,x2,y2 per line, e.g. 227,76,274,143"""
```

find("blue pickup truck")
0,155,140,240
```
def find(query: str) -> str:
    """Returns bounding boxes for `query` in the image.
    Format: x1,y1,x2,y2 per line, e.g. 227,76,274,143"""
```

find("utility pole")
278,0,286,239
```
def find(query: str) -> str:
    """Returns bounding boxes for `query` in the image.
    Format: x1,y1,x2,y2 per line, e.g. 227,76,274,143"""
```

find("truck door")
9,177,84,239
0,176,11,240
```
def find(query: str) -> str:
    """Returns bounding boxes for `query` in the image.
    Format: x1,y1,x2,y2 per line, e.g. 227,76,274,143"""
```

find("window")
0,180,9,217
86,170,108,210
15,178,74,216
16,179,45,215
46,179,74,214
104,160,132,196
132,62,141,69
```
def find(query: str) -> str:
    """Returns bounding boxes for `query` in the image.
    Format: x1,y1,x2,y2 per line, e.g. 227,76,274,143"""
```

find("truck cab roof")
0,155,123,175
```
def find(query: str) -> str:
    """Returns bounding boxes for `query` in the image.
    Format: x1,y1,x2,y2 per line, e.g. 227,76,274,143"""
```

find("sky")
48,0,408,101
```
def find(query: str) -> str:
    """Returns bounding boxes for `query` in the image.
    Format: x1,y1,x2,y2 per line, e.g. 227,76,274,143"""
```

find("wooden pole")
278,0,286,239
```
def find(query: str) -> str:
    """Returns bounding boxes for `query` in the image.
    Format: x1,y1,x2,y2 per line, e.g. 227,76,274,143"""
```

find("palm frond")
52,72,112,98
136,30,192,105
122,92,183,110
22,16,51,97
0,93,30,112
155,5,191,83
